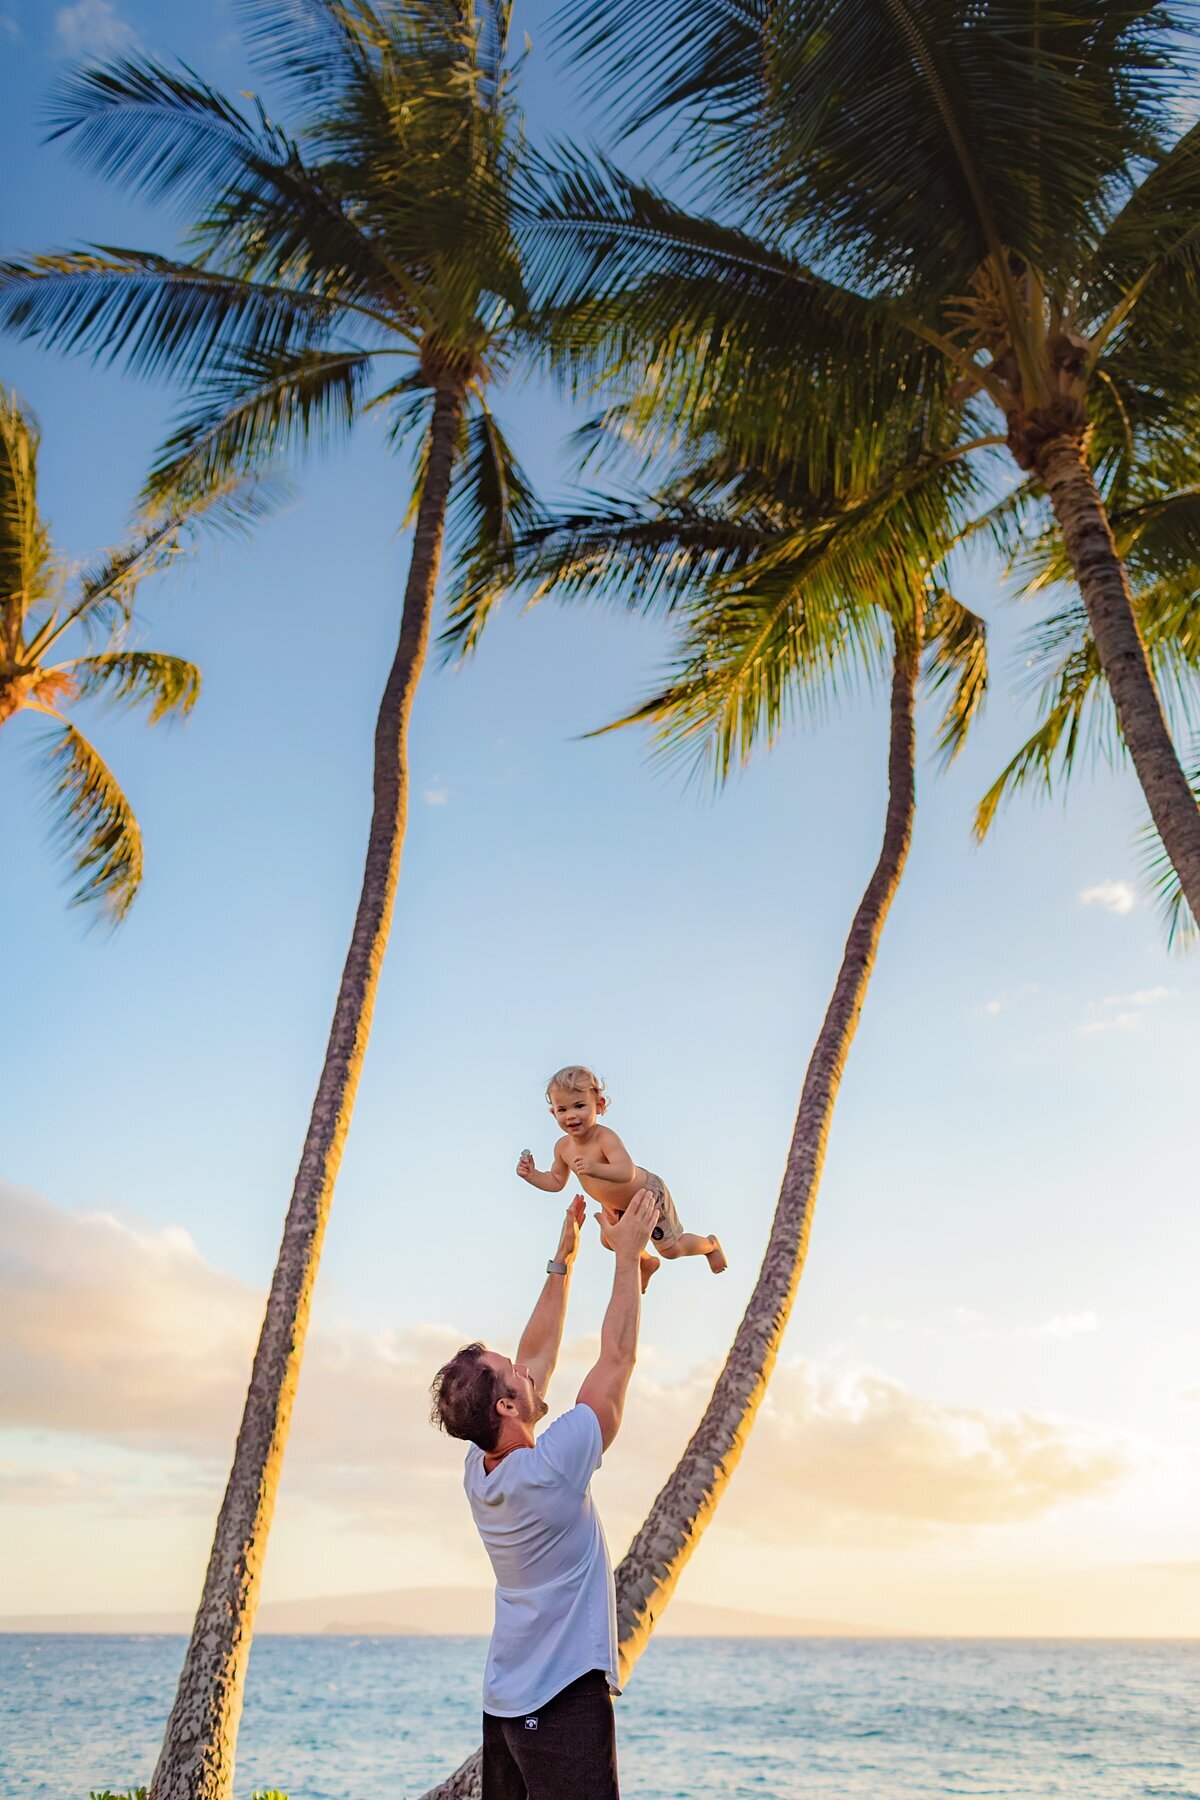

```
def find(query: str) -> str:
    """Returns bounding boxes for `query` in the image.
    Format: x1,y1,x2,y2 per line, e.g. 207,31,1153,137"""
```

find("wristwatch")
547,1259,569,1276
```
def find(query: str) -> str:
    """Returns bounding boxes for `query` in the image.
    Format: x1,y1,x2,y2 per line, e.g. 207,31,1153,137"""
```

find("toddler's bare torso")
556,1131,683,1244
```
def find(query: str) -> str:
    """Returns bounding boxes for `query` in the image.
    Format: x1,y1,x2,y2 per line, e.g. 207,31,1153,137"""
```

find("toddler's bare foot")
706,1237,728,1274
640,1251,661,1293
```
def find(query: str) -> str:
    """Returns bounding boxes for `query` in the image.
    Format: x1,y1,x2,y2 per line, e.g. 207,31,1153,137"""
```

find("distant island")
0,1585,887,1638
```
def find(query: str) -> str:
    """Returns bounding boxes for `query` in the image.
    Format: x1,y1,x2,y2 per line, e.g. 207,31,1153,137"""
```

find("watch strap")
546,1259,569,1276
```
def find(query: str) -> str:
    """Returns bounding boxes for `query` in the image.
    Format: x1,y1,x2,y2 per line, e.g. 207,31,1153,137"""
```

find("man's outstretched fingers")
609,1188,658,1258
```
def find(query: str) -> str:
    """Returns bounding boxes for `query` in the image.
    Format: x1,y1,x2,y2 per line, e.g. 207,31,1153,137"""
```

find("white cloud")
0,1463,102,1505
1030,1311,1100,1341
1077,1011,1141,1037
422,785,449,805
1077,986,1172,1037
974,983,1038,1020
54,0,136,55
0,1183,1136,1548
0,11,21,39
1079,879,1137,916
609,1358,1131,1548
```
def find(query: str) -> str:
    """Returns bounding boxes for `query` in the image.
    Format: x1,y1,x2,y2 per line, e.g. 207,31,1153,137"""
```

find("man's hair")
546,1064,608,1108
430,1343,512,1451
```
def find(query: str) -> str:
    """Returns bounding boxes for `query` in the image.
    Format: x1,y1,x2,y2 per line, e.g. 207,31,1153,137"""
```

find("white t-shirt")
464,1403,620,1717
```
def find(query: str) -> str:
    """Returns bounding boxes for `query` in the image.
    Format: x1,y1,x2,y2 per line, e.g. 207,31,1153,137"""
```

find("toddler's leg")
659,1233,728,1273
639,1251,661,1292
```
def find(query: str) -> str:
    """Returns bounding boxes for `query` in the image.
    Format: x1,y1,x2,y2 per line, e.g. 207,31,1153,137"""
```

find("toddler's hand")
569,1152,590,1176
516,1149,534,1180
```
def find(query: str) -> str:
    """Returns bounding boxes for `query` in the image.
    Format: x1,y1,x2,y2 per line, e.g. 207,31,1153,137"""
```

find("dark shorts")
482,1669,619,1800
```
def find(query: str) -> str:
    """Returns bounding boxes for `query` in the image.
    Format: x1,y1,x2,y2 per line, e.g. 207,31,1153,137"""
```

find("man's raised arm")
516,1196,586,1397
577,1189,658,1450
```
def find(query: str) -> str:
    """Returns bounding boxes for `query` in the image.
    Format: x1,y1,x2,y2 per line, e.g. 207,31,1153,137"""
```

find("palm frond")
662,1,1174,298
554,0,767,145
235,0,377,106
0,387,55,635
0,250,342,384
594,557,889,786
144,346,375,503
32,721,144,922
60,650,201,722
441,403,538,652
1138,744,1200,948
440,490,768,662
974,637,1106,838
922,589,988,766
45,55,279,214
519,146,920,396
44,47,433,314
30,471,289,653
1087,117,1200,345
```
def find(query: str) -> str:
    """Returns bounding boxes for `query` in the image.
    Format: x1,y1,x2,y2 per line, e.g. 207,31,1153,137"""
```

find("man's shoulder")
539,1402,600,1442
534,1403,603,1489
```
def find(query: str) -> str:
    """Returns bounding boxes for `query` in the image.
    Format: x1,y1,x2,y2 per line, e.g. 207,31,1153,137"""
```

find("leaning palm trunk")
422,622,919,1800
1035,433,1200,922
151,382,465,1800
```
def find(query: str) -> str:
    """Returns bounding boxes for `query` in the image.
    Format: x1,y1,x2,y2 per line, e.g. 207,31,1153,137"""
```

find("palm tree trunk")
420,621,920,1800
1037,434,1200,921
150,381,466,1800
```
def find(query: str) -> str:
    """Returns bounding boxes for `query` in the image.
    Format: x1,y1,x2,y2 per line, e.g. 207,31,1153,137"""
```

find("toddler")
518,1064,726,1290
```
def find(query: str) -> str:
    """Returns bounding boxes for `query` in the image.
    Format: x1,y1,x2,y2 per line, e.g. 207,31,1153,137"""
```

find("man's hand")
516,1148,535,1180
516,1198,586,1399
577,1189,656,1450
555,1195,586,1267
607,1188,658,1263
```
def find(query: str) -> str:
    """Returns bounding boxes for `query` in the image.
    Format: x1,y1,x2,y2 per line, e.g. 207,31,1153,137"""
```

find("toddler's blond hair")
546,1064,608,1108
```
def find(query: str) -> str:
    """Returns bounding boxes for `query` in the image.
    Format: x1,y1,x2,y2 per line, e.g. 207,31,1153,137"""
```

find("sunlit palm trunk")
1037,435,1200,921
421,622,920,1800
150,382,465,1800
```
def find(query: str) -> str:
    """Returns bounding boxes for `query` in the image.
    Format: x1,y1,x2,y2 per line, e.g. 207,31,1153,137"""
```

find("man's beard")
530,1390,549,1423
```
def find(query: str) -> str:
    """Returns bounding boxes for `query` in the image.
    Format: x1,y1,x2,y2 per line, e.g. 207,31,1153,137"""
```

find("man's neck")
484,1419,535,1472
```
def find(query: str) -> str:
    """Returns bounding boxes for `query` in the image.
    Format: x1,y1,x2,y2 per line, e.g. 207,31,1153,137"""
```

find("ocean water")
3,1633,1198,1800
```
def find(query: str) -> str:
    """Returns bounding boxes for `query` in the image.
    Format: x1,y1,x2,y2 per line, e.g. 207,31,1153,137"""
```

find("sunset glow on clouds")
2,1179,1191,1635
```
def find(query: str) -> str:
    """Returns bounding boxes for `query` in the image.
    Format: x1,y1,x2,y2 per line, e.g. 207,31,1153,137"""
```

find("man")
430,1187,659,1800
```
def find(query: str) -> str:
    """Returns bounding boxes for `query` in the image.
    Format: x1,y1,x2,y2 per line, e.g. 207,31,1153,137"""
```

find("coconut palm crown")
0,0,535,547
0,384,258,922
519,0,1200,921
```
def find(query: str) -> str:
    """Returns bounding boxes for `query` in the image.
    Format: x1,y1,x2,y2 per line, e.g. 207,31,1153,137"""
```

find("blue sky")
2,0,1199,1637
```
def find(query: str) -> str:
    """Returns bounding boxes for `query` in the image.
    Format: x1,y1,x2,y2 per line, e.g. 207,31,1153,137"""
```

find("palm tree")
422,404,989,1800
524,0,1200,925
1,6,535,1795
0,383,243,921
976,477,1200,946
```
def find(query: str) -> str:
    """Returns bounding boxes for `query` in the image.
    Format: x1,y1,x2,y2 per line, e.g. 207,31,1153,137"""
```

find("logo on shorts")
524,1716,538,1731
651,1226,664,1241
